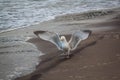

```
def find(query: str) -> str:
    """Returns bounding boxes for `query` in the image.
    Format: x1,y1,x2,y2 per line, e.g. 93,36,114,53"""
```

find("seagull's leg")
66,49,71,58
60,50,71,58
60,51,69,58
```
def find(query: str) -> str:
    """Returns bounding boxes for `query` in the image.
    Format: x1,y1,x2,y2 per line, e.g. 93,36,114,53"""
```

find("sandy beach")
0,8,120,80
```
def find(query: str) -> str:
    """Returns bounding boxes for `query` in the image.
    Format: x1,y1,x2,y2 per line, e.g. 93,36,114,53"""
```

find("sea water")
0,36,41,80
0,0,120,31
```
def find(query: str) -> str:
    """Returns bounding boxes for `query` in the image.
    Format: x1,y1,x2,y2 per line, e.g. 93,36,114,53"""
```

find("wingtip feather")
34,30,46,36
83,30,92,36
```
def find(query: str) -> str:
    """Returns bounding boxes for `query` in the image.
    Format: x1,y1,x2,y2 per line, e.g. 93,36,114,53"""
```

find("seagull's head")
60,36,66,41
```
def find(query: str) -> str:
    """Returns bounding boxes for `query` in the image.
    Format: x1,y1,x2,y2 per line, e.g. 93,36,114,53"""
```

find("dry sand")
0,8,120,80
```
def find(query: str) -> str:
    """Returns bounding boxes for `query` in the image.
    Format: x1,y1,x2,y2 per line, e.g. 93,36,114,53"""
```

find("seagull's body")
60,36,69,50
34,30,91,58
59,36,71,58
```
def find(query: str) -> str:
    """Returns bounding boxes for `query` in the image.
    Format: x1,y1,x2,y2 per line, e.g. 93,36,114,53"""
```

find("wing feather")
69,30,91,50
34,31,62,50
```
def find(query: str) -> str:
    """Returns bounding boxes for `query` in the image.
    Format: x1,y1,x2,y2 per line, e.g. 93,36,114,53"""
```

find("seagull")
34,30,91,58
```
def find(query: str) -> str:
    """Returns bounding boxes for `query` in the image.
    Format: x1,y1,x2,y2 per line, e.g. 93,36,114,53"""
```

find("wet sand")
0,8,120,80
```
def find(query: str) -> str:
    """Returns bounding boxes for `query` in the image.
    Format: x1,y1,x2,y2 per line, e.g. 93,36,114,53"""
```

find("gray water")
0,0,120,30
0,36,41,80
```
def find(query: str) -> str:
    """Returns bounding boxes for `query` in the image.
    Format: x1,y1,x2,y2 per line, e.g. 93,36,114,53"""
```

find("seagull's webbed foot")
60,52,70,59
66,55,70,58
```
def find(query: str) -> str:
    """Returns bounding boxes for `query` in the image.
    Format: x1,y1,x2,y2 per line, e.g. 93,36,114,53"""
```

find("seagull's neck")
63,39,67,43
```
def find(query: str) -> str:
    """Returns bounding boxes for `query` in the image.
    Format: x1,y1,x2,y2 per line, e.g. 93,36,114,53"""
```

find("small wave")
0,36,24,42
0,45,20,49
0,50,37,54
54,7,120,21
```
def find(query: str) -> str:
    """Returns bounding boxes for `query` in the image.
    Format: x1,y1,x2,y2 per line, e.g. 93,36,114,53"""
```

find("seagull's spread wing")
34,31,62,50
69,30,91,50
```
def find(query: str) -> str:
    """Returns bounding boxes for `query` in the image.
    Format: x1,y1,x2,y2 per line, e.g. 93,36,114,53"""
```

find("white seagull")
34,30,91,58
